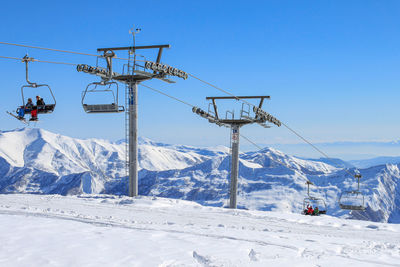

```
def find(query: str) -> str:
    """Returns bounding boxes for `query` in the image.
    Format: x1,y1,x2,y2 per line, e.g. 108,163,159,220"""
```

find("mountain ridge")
1,128,400,223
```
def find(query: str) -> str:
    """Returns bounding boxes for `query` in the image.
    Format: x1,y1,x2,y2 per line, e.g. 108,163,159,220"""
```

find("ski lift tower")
192,96,282,208
78,31,188,197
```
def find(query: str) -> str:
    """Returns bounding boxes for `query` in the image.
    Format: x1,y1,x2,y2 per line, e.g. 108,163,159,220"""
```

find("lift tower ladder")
193,96,281,209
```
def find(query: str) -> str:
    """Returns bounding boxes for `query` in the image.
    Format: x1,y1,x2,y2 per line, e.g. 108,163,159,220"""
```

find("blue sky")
1,0,400,158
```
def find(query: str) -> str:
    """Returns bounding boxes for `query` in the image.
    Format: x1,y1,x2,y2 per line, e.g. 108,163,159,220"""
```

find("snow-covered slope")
1,128,400,223
0,194,399,266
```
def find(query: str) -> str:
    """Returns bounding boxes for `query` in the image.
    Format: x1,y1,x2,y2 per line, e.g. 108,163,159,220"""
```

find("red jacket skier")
307,205,314,215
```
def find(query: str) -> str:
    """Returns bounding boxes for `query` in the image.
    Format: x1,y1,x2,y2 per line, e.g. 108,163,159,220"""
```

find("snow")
0,194,399,266
0,128,228,174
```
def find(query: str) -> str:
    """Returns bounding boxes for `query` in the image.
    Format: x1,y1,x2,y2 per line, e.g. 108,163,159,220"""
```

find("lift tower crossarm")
97,44,170,52
205,96,271,100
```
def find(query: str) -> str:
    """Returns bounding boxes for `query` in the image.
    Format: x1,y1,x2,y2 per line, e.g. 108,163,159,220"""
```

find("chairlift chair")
81,50,124,114
339,174,366,211
81,80,124,113
302,181,327,215
20,55,56,114
303,197,327,215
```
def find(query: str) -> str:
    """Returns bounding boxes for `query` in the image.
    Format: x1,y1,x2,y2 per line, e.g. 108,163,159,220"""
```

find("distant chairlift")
339,174,366,211
21,55,56,114
81,50,124,114
302,180,327,215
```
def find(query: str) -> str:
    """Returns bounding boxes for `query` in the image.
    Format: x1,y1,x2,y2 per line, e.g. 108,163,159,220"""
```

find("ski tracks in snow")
0,194,400,266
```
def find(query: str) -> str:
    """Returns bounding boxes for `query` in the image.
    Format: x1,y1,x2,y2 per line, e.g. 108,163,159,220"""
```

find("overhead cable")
0,55,77,66
0,41,141,61
140,84,195,108
34,59,77,66
0,41,100,57
0,55,21,61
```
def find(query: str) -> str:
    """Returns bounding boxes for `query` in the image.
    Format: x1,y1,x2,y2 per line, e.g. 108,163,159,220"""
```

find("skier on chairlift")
17,98,34,120
35,95,45,117
313,206,319,216
307,204,314,215
36,95,45,107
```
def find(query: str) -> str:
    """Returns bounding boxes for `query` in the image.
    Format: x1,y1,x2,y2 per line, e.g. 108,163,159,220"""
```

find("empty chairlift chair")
80,50,124,114
81,80,124,113
339,174,366,211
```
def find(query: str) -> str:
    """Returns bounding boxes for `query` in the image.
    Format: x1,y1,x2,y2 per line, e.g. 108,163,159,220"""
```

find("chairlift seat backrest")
36,104,56,114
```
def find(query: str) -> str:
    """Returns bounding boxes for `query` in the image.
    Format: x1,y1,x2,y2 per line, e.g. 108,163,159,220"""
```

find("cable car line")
0,55,78,66
35,59,78,66
140,84,195,108
0,41,142,61
240,133,330,187
0,41,101,57
0,55,21,61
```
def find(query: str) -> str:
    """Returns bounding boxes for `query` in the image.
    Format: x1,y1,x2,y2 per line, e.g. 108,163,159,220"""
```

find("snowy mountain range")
0,128,399,223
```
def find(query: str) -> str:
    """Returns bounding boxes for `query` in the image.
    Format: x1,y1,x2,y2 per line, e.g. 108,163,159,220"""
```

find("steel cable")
0,55,78,66
140,84,195,108
0,41,144,62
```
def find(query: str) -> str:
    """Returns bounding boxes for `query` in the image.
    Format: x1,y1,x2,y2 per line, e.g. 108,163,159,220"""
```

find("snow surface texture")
0,194,399,266
1,128,400,223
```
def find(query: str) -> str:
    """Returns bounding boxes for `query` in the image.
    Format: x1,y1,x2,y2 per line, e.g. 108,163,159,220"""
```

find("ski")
6,111,28,125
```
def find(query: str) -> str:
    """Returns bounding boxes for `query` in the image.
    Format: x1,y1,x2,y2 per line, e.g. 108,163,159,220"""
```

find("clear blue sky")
1,0,400,156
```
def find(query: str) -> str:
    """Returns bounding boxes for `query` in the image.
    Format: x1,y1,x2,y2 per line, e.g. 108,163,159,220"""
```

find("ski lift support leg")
128,81,138,197
230,124,240,209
